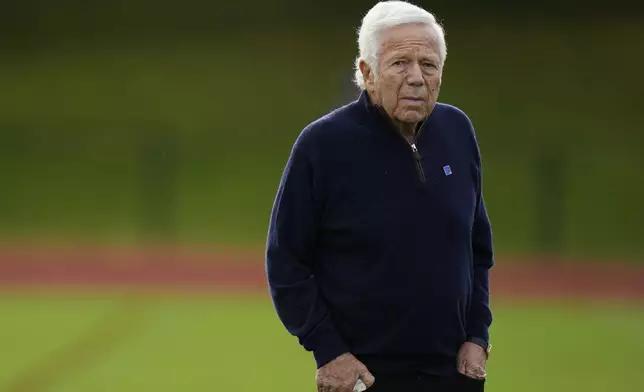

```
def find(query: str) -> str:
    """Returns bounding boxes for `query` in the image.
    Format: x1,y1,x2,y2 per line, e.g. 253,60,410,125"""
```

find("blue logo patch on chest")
443,165,452,176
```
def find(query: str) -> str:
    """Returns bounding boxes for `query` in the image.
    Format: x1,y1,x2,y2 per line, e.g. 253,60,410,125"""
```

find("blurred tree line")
1,0,642,49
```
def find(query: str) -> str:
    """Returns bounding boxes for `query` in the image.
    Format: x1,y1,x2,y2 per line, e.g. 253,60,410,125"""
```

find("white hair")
353,1,447,90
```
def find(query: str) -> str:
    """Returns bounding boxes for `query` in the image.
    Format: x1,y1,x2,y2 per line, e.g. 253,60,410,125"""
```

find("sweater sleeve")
265,134,349,368
466,129,494,350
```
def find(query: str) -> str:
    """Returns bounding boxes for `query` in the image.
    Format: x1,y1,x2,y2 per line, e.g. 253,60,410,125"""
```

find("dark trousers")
368,372,485,392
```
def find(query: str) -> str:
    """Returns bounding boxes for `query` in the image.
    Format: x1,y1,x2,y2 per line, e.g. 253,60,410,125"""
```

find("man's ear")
359,60,375,90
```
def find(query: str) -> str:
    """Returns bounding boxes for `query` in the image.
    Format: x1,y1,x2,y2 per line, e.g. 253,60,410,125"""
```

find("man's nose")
406,62,424,86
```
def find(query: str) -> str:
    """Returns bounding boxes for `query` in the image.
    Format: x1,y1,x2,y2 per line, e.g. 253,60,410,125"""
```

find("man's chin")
397,111,427,124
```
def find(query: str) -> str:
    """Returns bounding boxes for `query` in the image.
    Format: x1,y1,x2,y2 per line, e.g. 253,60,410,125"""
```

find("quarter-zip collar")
358,90,432,140
358,90,431,183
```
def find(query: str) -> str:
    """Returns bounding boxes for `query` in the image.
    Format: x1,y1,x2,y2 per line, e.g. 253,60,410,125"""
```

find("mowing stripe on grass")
0,295,150,392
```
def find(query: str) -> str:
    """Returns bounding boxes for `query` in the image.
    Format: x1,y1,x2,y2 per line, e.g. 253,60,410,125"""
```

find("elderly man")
265,1,493,391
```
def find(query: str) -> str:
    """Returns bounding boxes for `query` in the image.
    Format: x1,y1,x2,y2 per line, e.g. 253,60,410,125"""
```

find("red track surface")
0,246,642,301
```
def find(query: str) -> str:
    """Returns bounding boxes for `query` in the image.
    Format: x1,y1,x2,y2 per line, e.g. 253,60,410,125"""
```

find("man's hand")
316,353,375,392
457,342,487,380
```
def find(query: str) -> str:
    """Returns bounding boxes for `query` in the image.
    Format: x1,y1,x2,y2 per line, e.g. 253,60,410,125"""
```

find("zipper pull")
411,143,421,158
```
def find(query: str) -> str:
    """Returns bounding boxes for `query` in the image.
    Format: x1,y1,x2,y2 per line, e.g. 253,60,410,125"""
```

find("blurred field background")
1,0,643,391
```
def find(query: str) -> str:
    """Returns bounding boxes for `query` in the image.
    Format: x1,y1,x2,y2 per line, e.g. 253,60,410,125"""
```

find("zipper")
408,116,429,183
389,119,428,183
375,105,429,183
410,143,426,183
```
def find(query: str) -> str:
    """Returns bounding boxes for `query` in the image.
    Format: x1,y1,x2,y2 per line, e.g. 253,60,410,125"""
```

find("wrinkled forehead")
378,23,440,59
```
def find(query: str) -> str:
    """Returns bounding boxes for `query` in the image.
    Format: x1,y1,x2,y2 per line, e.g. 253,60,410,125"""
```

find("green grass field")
1,293,642,392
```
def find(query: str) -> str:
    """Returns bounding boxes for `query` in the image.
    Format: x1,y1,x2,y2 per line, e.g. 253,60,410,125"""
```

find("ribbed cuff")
467,336,490,354
466,321,489,350
305,317,350,368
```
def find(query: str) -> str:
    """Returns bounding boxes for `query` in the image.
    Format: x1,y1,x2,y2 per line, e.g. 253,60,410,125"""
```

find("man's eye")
392,60,405,66
423,62,437,68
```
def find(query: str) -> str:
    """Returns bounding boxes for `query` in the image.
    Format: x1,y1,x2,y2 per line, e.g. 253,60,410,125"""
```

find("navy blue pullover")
266,91,493,375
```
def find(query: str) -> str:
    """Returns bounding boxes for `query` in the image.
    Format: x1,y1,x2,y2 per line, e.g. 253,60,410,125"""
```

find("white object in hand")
353,379,367,392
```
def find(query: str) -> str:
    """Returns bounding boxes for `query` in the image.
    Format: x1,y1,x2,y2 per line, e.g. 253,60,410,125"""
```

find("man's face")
362,23,442,125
